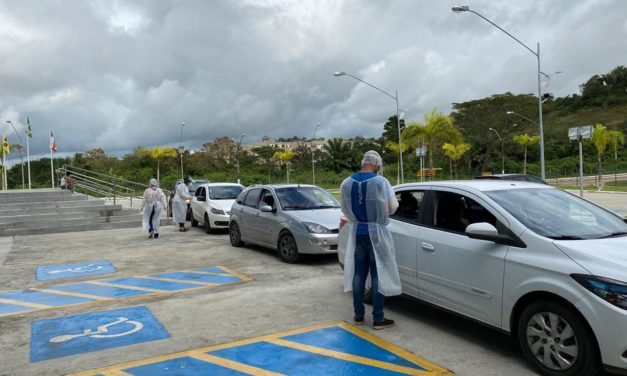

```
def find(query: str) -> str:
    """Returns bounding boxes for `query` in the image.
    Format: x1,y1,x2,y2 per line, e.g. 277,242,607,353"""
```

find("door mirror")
260,204,274,213
466,222,525,247
197,196,206,202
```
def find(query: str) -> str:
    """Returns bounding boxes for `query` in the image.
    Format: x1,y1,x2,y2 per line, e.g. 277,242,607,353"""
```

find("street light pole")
452,5,547,180
334,72,404,184
236,133,246,185
6,120,25,189
178,122,185,179
489,128,505,174
311,123,320,185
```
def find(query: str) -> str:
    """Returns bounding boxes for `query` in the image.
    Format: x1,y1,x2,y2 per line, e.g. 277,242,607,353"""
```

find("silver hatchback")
229,184,342,263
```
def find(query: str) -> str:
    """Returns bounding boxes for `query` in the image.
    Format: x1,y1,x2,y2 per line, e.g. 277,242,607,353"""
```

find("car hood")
209,199,236,212
285,208,342,230
554,237,627,281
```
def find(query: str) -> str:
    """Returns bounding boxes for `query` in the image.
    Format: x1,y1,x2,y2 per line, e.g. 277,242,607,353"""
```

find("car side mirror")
197,196,205,202
466,222,525,247
260,204,274,213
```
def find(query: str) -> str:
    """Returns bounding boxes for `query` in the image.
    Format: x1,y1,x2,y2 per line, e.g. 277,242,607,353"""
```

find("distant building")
243,139,326,153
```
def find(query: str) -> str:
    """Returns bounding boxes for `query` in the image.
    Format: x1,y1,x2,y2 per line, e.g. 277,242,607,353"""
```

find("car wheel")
204,213,213,234
229,222,243,247
191,213,199,227
517,299,600,376
277,233,299,263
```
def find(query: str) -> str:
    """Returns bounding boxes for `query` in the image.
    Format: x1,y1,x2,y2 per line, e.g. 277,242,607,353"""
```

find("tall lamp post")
178,122,186,179
236,133,246,185
334,71,404,184
311,123,320,185
489,128,505,174
452,5,548,180
6,120,25,189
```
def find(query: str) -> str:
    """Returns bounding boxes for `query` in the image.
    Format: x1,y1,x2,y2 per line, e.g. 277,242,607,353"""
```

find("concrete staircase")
0,189,171,237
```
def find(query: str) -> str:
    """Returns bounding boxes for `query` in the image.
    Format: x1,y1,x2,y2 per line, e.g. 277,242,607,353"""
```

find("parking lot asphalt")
1,191,623,376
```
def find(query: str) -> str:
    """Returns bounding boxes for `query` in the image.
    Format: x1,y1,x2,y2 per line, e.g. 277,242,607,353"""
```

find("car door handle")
421,242,435,252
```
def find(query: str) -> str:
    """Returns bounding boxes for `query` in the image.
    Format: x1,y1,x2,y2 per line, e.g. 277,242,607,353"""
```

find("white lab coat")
172,182,191,224
141,187,167,233
339,173,401,296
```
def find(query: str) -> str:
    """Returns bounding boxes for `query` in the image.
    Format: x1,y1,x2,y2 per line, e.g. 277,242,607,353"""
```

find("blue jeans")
353,235,385,322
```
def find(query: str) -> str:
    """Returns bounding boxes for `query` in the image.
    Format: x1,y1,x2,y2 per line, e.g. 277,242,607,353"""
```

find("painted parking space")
36,260,117,281
72,321,453,375
30,306,169,362
0,266,251,318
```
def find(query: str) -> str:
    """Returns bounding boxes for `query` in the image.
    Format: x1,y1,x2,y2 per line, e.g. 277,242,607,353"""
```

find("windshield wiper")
315,205,340,209
551,235,585,240
599,231,627,239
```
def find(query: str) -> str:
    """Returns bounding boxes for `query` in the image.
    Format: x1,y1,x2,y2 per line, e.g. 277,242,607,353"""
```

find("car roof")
246,184,318,189
394,180,553,193
199,183,244,187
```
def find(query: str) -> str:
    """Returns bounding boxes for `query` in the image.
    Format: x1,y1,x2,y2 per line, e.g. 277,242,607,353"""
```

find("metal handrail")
61,165,146,206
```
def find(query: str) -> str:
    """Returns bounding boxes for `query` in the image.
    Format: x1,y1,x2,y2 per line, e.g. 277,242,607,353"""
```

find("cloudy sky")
1,0,625,161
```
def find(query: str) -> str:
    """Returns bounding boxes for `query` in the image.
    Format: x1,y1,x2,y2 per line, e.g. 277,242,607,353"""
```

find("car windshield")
208,186,243,200
275,187,340,210
486,187,627,240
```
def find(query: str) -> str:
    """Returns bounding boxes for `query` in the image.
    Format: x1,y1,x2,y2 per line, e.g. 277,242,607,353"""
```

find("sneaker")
154,233,159,239
354,317,365,326
148,232,154,239
372,318,395,330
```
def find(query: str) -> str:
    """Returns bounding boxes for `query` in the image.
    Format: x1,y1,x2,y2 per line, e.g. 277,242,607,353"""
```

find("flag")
2,135,9,155
26,117,32,138
50,132,57,152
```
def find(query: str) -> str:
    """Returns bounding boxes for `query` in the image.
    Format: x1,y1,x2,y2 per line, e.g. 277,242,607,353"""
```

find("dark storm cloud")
1,0,625,161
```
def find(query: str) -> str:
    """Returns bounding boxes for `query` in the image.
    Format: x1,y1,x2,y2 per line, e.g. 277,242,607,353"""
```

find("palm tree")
322,138,354,173
512,134,540,174
607,129,625,160
405,108,461,179
384,139,409,183
591,124,609,190
273,149,296,183
139,146,177,183
442,142,470,179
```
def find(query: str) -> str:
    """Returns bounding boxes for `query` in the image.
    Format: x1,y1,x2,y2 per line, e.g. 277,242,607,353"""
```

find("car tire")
517,299,601,376
204,213,213,234
277,233,299,264
229,222,243,247
191,213,199,227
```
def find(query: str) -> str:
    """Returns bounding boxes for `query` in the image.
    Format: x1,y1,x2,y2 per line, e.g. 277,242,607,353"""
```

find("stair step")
0,218,173,237
0,210,147,228
0,198,104,211
0,204,123,217
0,193,88,205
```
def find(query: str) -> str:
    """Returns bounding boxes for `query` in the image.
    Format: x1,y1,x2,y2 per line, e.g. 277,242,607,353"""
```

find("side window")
195,187,205,198
392,190,424,223
243,188,261,208
236,190,247,204
432,191,496,233
258,189,275,209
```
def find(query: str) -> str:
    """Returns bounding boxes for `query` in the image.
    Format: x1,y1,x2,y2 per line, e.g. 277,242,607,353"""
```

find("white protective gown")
141,188,167,232
339,174,402,296
172,182,191,224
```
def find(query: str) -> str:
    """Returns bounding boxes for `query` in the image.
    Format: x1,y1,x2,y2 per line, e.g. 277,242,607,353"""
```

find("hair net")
149,178,158,187
183,176,192,184
361,150,383,167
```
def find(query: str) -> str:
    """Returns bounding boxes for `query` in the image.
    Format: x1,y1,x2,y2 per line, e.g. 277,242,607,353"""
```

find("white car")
190,183,244,233
338,180,627,376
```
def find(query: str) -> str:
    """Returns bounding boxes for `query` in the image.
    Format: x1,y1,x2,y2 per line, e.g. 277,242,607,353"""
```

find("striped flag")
50,132,57,152
26,117,32,138
2,135,9,155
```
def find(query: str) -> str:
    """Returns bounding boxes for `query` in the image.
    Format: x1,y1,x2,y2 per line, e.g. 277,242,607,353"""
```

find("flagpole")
26,133,31,190
50,131,55,189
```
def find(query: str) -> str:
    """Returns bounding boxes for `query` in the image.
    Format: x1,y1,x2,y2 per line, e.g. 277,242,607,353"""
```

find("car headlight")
210,207,225,215
572,274,627,310
302,222,331,234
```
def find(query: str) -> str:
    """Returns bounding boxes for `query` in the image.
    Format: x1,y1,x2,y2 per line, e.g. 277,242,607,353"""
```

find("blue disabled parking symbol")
30,306,170,362
36,260,116,281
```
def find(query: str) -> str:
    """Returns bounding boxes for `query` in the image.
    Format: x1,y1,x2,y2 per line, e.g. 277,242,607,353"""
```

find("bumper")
294,233,338,255
575,294,627,371
208,212,230,228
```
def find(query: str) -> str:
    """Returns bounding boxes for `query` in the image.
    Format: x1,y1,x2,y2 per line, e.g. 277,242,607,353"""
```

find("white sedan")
190,183,244,233
339,180,627,376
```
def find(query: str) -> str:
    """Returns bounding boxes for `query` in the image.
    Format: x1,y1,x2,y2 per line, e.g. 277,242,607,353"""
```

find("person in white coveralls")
339,150,401,330
140,178,167,239
172,176,192,232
